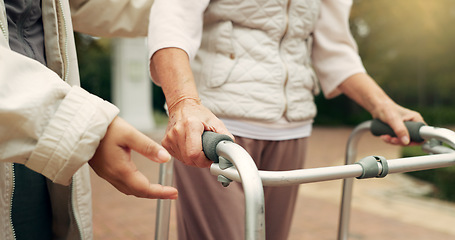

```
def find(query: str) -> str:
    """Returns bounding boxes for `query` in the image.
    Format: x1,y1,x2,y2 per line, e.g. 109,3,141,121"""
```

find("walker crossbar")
207,120,455,240
210,152,455,186
337,120,455,240
155,120,455,240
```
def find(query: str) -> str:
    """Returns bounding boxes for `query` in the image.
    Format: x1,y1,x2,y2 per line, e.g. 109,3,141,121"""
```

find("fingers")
202,121,235,142
91,143,178,199
93,150,178,199
90,117,178,199
127,130,172,164
114,170,178,199
114,117,172,164
378,107,425,146
162,106,229,168
162,117,212,168
387,118,410,145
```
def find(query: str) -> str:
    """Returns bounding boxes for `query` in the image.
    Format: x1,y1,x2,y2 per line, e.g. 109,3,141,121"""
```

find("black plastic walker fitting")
371,119,426,143
355,156,389,179
202,131,234,163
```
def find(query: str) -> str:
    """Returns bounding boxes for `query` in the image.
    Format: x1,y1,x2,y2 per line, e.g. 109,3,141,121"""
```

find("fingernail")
157,149,171,162
401,136,410,145
171,193,178,199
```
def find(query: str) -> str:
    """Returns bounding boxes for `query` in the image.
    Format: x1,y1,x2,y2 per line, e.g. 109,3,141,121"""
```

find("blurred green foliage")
402,146,455,202
75,33,112,102
350,0,455,203
317,0,455,126
75,33,167,113
74,32,165,113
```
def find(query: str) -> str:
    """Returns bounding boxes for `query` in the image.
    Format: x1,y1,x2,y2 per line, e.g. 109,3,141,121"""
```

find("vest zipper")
9,165,17,240
280,0,291,116
57,0,69,82
0,20,7,40
69,180,84,240
58,1,82,239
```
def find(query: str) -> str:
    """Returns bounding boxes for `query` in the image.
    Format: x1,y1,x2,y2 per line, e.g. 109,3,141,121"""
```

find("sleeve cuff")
26,86,119,185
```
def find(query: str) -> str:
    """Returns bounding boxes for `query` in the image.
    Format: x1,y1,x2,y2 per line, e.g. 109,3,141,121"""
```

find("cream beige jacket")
193,0,321,122
0,0,152,239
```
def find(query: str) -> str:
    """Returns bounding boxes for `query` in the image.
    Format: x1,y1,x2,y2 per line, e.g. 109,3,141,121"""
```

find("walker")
154,119,455,240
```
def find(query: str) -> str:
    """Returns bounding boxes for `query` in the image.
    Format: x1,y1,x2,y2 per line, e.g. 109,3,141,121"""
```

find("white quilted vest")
192,0,321,122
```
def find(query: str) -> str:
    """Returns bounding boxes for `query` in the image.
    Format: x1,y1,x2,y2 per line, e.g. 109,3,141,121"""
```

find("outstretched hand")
89,117,178,199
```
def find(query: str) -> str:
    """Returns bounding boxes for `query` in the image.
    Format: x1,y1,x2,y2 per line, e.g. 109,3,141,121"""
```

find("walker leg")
338,178,354,240
337,121,371,240
154,158,174,240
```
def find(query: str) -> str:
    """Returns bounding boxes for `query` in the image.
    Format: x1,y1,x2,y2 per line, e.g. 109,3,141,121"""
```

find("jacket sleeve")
69,0,154,38
0,46,119,185
312,0,367,99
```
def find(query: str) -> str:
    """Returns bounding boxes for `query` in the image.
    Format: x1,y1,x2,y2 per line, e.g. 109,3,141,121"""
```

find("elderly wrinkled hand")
373,102,425,146
161,98,234,168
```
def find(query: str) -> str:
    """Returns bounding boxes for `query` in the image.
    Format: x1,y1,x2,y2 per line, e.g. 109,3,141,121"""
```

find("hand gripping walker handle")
202,131,234,163
370,119,426,142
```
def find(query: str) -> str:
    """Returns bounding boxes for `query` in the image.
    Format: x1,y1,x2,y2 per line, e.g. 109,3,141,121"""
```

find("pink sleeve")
312,0,366,99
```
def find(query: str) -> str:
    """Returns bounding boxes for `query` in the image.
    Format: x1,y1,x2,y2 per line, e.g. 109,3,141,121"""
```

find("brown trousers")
174,136,308,240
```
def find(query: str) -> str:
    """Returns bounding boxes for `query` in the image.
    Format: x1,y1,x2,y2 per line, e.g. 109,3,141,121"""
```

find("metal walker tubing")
337,121,455,240
155,159,174,240
212,141,266,240
210,120,455,240
155,120,455,240
154,140,266,240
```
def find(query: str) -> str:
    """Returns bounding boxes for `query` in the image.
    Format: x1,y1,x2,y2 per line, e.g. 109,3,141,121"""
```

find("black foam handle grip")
202,131,234,163
370,119,426,142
